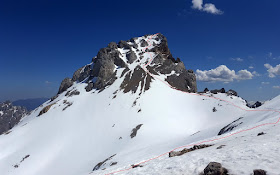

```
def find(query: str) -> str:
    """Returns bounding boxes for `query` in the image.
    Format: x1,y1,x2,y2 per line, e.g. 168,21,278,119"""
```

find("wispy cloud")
196,65,253,82
249,66,254,69
261,82,270,85
45,80,52,84
264,63,280,78
230,57,243,62
273,86,280,89
252,71,261,77
191,0,223,15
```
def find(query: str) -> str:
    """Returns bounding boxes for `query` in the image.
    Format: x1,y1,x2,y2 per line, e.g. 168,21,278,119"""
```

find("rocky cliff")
0,101,28,135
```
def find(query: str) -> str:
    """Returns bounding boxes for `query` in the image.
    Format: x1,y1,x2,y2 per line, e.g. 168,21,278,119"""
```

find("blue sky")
0,0,279,102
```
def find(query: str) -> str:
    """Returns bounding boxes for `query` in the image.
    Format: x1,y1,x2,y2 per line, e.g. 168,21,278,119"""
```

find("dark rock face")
58,78,73,94
56,33,197,94
218,117,243,135
72,65,91,82
253,169,266,175
203,162,229,175
0,101,28,135
130,124,143,138
120,66,152,93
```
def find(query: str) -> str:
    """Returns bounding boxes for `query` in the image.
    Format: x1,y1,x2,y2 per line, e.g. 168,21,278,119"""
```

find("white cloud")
231,57,243,62
273,86,280,89
196,65,253,82
192,0,223,15
261,82,270,85
264,63,280,78
249,66,254,69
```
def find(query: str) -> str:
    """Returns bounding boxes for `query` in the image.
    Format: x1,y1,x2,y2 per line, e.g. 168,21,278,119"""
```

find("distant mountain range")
12,98,49,111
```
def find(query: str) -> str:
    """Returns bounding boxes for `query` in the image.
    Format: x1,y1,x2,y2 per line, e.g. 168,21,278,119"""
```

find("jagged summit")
57,33,197,96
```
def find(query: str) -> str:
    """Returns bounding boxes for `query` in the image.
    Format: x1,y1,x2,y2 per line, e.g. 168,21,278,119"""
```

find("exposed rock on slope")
56,33,197,95
0,101,28,135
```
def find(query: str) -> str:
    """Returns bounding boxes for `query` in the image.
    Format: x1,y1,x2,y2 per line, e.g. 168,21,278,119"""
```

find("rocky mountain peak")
57,33,197,96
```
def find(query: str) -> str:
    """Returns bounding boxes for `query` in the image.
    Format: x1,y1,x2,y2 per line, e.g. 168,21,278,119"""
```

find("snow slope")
0,34,279,175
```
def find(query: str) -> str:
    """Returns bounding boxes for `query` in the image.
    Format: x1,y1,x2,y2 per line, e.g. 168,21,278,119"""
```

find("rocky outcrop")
211,88,226,94
38,103,55,117
58,78,73,94
0,101,28,135
56,33,197,94
247,101,263,108
169,144,213,157
130,124,143,138
218,117,243,135
226,89,238,96
92,154,116,171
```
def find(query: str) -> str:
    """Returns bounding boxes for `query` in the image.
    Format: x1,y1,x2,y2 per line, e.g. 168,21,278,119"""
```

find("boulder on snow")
203,162,229,175
253,169,266,175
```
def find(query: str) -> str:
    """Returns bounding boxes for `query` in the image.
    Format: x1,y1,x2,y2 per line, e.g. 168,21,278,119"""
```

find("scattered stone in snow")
62,100,73,111
216,145,226,149
257,132,266,136
65,90,80,97
92,154,116,171
130,124,143,138
213,107,217,112
169,144,213,157
112,95,117,99
137,109,141,113
13,155,30,168
20,155,30,163
203,162,229,175
131,164,144,168
110,162,117,166
253,169,267,175
119,137,122,140
112,124,115,127
132,100,137,107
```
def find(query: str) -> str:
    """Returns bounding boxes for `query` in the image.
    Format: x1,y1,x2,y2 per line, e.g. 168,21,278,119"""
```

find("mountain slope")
0,34,279,175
